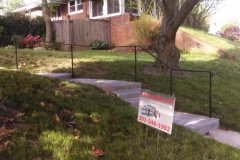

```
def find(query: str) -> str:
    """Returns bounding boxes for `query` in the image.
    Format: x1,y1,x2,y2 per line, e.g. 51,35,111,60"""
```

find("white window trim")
68,0,84,15
89,0,123,19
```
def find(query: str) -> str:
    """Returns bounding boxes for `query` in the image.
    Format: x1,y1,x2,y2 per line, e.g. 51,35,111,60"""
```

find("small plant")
90,39,112,49
22,34,42,49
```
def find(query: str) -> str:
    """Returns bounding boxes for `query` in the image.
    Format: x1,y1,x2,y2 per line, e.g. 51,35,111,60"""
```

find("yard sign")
138,89,175,134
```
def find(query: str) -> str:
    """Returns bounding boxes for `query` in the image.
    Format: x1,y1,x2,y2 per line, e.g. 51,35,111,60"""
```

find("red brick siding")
110,14,137,46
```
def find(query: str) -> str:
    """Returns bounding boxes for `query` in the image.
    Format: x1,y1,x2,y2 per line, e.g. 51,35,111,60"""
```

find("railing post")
135,46,137,82
170,69,173,96
14,37,18,69
71,45,74,78
209,71,214,118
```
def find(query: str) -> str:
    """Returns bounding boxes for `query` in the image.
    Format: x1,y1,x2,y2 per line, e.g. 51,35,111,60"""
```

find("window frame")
68,0,84,15
51,5,62,21
90,0,123,19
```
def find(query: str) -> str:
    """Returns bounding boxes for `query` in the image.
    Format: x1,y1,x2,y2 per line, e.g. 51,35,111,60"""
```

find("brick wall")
110,14,137,46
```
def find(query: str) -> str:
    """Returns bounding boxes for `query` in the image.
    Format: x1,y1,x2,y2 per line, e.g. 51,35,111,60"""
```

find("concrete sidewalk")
204,129,240,148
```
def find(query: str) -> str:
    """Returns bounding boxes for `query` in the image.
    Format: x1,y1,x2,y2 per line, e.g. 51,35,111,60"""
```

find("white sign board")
137,89,175,134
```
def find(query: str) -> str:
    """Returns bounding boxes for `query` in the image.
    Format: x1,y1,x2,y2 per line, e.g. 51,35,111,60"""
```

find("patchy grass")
0,71,239,159
180,26,240,58
1,47,240,132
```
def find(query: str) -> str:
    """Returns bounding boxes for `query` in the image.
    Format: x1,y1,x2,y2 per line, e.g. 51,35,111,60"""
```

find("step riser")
37,73,219,135
109,83,141,92
114,91,141,99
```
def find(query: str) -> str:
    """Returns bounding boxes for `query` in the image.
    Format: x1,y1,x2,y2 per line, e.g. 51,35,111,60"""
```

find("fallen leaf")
87,115,92,119
63,109,72,114
16,112,25,118
55,114,60,122
73,128,79,134
93,119,99,123
3,117,14,123
92,146,103,157
0,125,17,137
2,140,11,149
102,131,106,136
40,102,45,107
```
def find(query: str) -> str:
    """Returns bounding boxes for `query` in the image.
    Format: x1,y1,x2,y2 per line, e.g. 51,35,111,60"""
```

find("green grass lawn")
0,71,239,160
1,38,240,159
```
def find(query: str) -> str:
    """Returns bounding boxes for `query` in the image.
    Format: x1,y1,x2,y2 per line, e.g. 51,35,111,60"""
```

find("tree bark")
154,0,200,70
42,0,53,43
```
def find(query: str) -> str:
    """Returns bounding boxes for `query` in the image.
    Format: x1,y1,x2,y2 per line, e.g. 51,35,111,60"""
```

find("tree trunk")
42,0,53,43
154,0,200,71
154,28,180,70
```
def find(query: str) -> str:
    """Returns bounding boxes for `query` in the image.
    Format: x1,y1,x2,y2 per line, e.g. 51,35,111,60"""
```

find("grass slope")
0,71,239,159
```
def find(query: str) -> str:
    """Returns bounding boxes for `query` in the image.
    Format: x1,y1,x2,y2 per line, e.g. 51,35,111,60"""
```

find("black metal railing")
0,38,213,118
138,46,214,118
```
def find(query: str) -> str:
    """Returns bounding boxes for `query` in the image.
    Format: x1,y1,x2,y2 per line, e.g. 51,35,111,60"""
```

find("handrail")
138,46,214,118
2,38,214,118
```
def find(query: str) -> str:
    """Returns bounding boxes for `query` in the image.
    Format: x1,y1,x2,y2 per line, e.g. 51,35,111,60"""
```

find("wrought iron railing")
0,38,213,118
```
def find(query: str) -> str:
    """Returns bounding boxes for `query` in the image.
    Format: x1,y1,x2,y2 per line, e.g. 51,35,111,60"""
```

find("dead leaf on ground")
93,119,99,123
0,116,14,123
63,109,72,114
87,114,92,119
40,102,45,107
16,112,25,118
2,140,12,149
0,125,17,137
55,114,60,122
92,146,103,157
102,131,106,136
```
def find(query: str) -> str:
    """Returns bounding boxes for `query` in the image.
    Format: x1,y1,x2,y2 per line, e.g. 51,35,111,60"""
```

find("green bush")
0,14,45,46
90,39,112,49
133,13,160,48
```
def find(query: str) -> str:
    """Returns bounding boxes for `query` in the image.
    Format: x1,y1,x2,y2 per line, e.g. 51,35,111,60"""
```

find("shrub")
90,39,112,49
22,34,42,49
43,42,62,51
133,13,160,48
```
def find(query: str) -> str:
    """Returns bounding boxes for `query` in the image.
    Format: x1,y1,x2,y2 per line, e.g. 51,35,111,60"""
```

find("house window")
107,0,120,14
90,0,121,19
92,0,103,17
125,0,139,14
69,0,83,14
51,5,62,21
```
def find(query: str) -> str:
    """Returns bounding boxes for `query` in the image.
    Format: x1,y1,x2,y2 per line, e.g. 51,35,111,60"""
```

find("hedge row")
0,14,46,46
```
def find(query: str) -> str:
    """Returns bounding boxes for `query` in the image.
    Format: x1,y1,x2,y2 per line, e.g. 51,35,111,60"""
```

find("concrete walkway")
35,73,240,149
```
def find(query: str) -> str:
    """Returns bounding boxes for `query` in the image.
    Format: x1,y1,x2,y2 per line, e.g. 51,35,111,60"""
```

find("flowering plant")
22,34,42,48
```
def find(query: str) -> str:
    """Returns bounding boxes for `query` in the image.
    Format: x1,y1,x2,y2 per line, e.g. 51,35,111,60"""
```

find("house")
12,0,158,46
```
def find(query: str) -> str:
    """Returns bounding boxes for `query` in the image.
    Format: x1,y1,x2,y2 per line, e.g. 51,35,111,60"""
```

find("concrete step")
35,73,219,135
124,97,140,109
113,88,141,99
173,111,219,134
107,82,141,92
36,73,72,80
